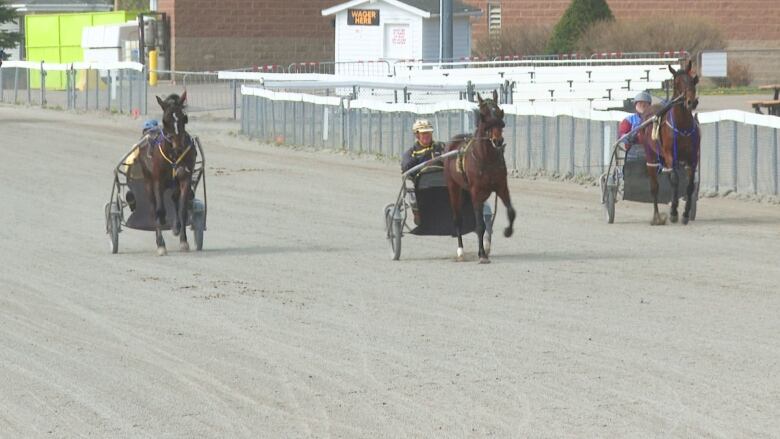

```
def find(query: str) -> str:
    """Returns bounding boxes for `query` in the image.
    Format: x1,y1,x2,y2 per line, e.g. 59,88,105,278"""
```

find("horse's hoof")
682,216,690,225
479,257,491,264
455,247,464,262
156,246,167,256
504,227,513,238
670,214,679,224
180,241,190,252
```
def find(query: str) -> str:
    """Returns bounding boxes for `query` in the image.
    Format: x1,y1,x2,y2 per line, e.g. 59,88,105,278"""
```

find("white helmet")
412,119,434,133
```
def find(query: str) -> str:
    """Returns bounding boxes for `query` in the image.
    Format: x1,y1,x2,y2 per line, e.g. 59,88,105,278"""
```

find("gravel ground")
1,105,779,438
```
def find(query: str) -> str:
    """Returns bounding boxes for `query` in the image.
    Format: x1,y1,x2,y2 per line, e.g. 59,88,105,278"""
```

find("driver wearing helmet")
618,91,652,154
401,119,445,225
401,119,444,173
142,119,159,136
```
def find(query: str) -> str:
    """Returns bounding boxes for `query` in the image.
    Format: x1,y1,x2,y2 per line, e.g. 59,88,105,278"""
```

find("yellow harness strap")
457,138,475,177
158,143,192,178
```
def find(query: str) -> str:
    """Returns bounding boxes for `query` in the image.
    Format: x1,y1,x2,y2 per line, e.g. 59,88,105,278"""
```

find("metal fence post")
106,71,112,111
512,114,518,170
232,79,238,120
0,68,4,102
389,112,395,156
282,101,288,143
752,124,758,194
378,111,384,155
732,121,738,192
774,128,779,195
95,69,100,110
39,62,46,107
143,66,148,115
26,69,31,104
555,116,561,173
118,69,124,113
714,121,720,193
600,121,606,173
570,117,576,176
526,115,532,169
13,67,19,103
541,116,547,171
585,120,592,176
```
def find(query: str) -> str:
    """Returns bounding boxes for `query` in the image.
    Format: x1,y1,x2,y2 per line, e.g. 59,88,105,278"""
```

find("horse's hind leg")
648,168,667,225
497,181,516,238
448,183,465,261
669,169,680,223
153,178,167,255
682,165,695,225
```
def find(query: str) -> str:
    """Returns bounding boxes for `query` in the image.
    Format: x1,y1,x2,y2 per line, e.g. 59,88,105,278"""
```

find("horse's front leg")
176,173,191,252
669,168,680,223
153,178,167,255
472,194,489,264
682,165,695,225
496,179,516,238
648,167,666,225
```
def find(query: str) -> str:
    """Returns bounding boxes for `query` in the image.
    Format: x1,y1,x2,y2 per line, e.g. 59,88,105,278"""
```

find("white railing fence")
241,86,780,198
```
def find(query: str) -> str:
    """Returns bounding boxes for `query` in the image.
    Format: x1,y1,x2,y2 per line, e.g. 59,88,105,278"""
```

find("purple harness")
655,109,700,171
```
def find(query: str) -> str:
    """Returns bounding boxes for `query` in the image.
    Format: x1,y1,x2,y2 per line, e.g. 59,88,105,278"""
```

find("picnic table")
750,84,780,116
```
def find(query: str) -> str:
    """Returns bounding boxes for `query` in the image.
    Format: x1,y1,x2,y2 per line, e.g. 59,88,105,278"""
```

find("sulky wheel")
191,199,206,251
107,202,121,254
605,185,617,224
384,204,402,260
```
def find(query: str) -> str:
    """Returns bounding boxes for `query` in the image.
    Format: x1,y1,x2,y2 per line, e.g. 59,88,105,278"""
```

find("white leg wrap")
457,247,464,258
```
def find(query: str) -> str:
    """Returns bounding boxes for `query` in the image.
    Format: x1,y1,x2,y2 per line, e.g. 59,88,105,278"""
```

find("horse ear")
156,95,166,110
492,89,498,102
180,90,187,104
668,65,677,76
685,60,693,73
476,92,483,104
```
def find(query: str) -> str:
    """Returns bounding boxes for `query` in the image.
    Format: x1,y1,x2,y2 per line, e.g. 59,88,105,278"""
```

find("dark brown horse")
443,90,516,263
641,61,700,225
137,92,196,255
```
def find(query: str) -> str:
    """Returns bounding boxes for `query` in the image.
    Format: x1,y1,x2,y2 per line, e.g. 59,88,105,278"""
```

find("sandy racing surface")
1,105,779,437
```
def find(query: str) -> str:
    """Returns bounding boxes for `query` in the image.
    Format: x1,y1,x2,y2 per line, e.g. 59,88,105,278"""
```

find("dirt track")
1,105,779,438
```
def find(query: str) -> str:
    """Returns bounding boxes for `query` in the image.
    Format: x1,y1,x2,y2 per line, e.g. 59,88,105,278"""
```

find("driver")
401,119,445,225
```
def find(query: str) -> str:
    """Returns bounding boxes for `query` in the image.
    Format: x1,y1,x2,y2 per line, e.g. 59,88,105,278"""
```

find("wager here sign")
348,9,380,26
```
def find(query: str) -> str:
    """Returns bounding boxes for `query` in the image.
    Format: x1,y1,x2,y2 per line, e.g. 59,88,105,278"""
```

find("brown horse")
443,90,516,263
137,92,196,255
641,61,700,225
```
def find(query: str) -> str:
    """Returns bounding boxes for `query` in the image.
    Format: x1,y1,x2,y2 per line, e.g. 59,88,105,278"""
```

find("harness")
151,127,194,178
652,109,700,171
456,137,475,183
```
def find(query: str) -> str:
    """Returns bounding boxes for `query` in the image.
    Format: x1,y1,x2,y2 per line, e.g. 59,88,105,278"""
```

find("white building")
321,0,481,65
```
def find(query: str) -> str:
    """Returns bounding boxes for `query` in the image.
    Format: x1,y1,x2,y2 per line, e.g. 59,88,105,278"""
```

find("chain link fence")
1,62,147,114
242,87,780,198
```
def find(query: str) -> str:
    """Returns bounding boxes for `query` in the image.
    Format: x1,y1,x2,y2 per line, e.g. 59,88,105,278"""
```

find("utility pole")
440,0,453,63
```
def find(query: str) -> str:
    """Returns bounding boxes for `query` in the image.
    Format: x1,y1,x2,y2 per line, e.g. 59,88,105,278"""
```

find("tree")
0,0,22,51
546,0,613,54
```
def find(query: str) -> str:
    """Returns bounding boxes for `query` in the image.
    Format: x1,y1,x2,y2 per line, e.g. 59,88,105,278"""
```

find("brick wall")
157,0,338,71
467,0,780,44
155,0,779,73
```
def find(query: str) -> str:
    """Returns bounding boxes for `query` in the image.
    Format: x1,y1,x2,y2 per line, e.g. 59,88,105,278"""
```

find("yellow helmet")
412,119,434,134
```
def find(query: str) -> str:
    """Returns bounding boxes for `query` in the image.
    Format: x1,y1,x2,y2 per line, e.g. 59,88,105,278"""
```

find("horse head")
156,91,189,150
668,61,699,111
476,90,506,147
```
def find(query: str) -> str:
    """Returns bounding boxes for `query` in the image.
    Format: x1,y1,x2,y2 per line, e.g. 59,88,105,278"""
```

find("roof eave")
323,0,430,18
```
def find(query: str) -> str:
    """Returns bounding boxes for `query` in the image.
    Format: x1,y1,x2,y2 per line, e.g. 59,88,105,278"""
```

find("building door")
384,23,411,60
